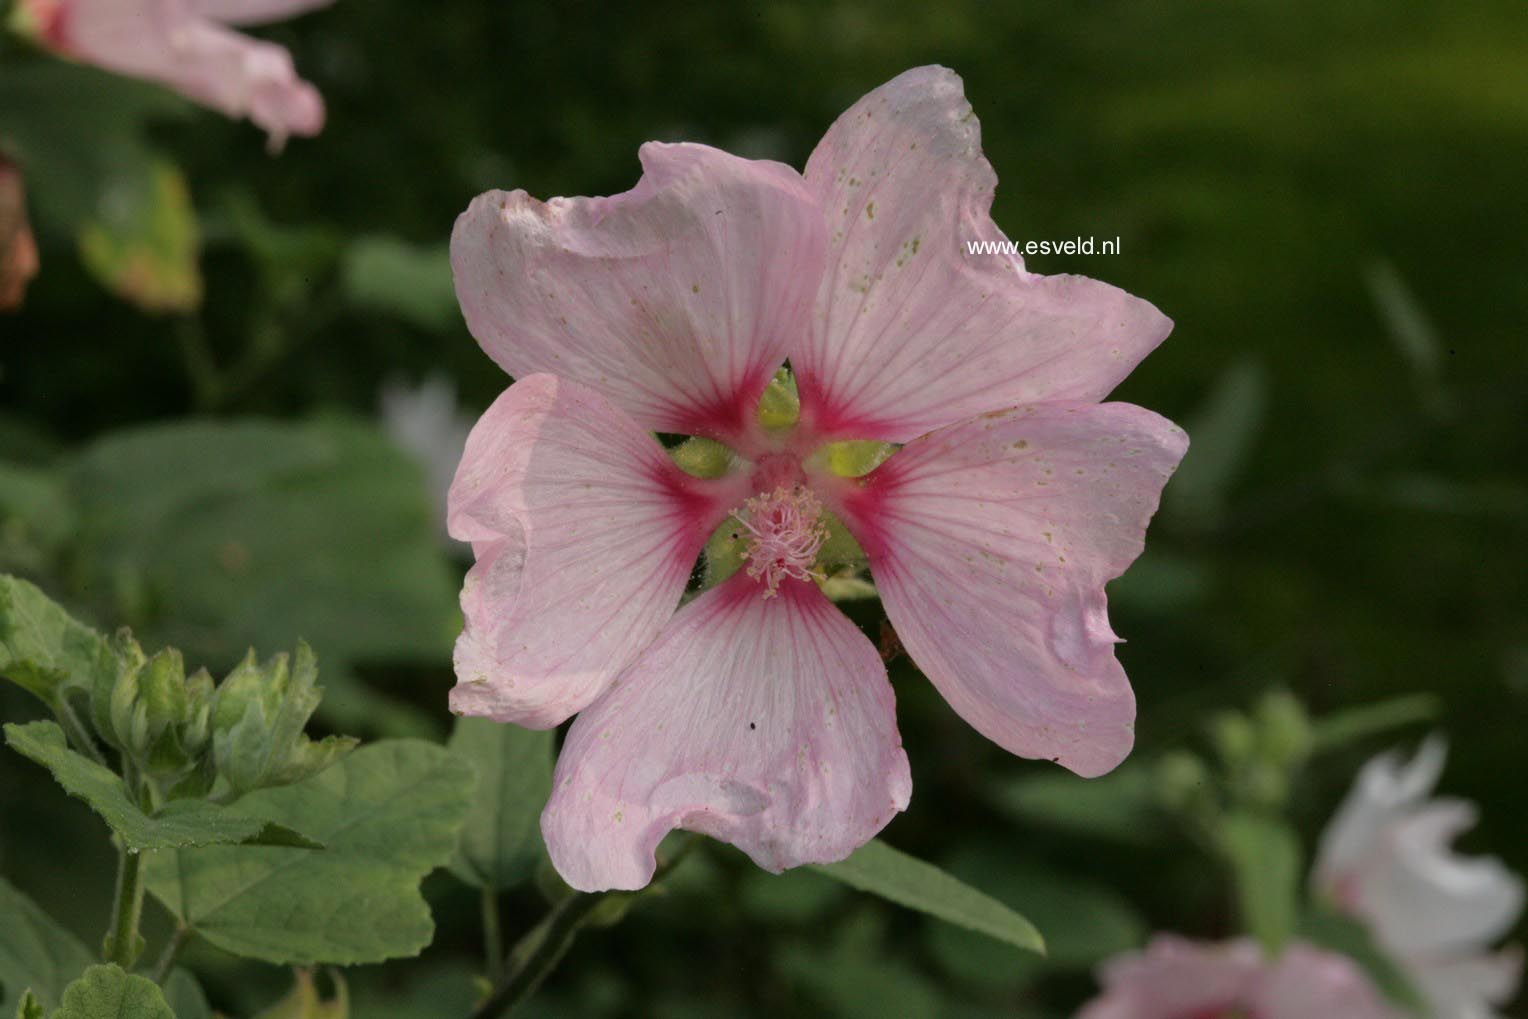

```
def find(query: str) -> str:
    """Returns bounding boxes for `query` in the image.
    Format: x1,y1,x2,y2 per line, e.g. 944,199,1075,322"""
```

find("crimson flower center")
731,485,829,598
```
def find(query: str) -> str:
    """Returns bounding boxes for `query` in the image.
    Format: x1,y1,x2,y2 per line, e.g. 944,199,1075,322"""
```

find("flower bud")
211,642,355,797
90,631,146,751
212,650,267,734
1210,710,1257,768
1157,750,1213,815
1256,689,1313,768
90,634,222,794
138,648,188,738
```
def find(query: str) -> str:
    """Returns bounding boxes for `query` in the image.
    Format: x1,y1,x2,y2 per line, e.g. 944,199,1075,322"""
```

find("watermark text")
966,236,1121,257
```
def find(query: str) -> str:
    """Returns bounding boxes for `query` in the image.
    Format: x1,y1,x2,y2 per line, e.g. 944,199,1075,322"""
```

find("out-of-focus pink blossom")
14,0,333,148
448,66,1187,891
1077,935,1401,1019
1315,739,1524,1019
0,159,39,311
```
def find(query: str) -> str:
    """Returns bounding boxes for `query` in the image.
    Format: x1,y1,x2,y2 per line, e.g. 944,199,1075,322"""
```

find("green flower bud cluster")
1210,690,1314,811
211,642,357,798
90,635,215,801
88,634,354,803
1155,689,1318,836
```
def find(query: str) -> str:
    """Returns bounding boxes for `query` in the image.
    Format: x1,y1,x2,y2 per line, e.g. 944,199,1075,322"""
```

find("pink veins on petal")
448,64,1189,891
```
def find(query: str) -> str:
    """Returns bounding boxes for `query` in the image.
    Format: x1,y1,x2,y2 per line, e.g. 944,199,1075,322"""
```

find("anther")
732,485,828,598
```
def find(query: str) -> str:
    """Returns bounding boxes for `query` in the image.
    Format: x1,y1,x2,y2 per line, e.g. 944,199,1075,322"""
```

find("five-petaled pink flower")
449,66,1188,891
1076,936,1401,1019
13,0,333,148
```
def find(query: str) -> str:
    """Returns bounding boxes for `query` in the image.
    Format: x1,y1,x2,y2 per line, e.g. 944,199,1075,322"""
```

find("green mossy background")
3,0,1525,1015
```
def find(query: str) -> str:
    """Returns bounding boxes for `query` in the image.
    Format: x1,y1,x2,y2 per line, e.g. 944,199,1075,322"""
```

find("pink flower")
448,66,1187,891
1077,936,1401,1019
13,0,333,148
1315,739,1524,1019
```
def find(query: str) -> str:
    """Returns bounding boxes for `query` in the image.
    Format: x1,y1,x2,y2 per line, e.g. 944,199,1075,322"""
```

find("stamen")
732,485,828,598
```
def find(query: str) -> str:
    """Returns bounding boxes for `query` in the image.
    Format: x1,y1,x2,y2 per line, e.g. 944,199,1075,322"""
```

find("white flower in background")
380,375,471,546
1314,738,1525,1019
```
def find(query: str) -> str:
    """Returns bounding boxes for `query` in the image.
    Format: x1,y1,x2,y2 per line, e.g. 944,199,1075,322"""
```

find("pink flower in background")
13,0,333,148
1077,936,1401,1019
0,159,39,311
1315,739,1525,1019
449,66,1187,891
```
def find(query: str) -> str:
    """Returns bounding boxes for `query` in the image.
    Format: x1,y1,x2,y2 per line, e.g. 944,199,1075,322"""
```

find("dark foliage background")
2,1,1525,1015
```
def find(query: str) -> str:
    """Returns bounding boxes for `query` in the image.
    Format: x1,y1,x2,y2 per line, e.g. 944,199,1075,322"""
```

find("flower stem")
151,925,193,984
470,838,698,1019
470,891,607,1019
104,846,146,968
481,887,505,984
53,695,107,767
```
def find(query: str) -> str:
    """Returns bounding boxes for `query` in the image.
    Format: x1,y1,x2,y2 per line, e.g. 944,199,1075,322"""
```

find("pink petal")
451,143,826,443
829,401,1186,776
195,0,332,25
796,66,1172,443
541,575,912,892
449,374,744,729
1078,936,1264,1019
49,0,324,147
1255,943,1401,1019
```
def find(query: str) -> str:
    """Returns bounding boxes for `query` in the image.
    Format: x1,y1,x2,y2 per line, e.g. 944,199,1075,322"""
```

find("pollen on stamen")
732,485,828,598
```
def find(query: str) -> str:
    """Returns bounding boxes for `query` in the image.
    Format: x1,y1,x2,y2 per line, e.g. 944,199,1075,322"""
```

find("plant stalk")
151,925,193,984
104,846,146,968
481,887,505,985
471,838,697,1019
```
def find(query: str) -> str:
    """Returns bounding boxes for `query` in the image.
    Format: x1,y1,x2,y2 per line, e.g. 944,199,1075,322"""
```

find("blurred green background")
2,0,1525,1015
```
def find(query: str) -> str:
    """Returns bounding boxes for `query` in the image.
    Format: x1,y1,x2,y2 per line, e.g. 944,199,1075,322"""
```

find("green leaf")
0,575,118,707
1310,694,1439,752
1162,357,1266,529
51,965,173,1019
0,878,94,1017
776,912,942,1019
145,740,473,965
64,418,459,735
989,762,1162,846
78,159,202,313
0,461,73,575
4,721,322,851
924,848,1144,992
160,971,211,1019
341,236,456,331
0,63,186,232
1218,811,1302,953
811,839,1044,955
445,717,553,891
1363,258,1449,417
